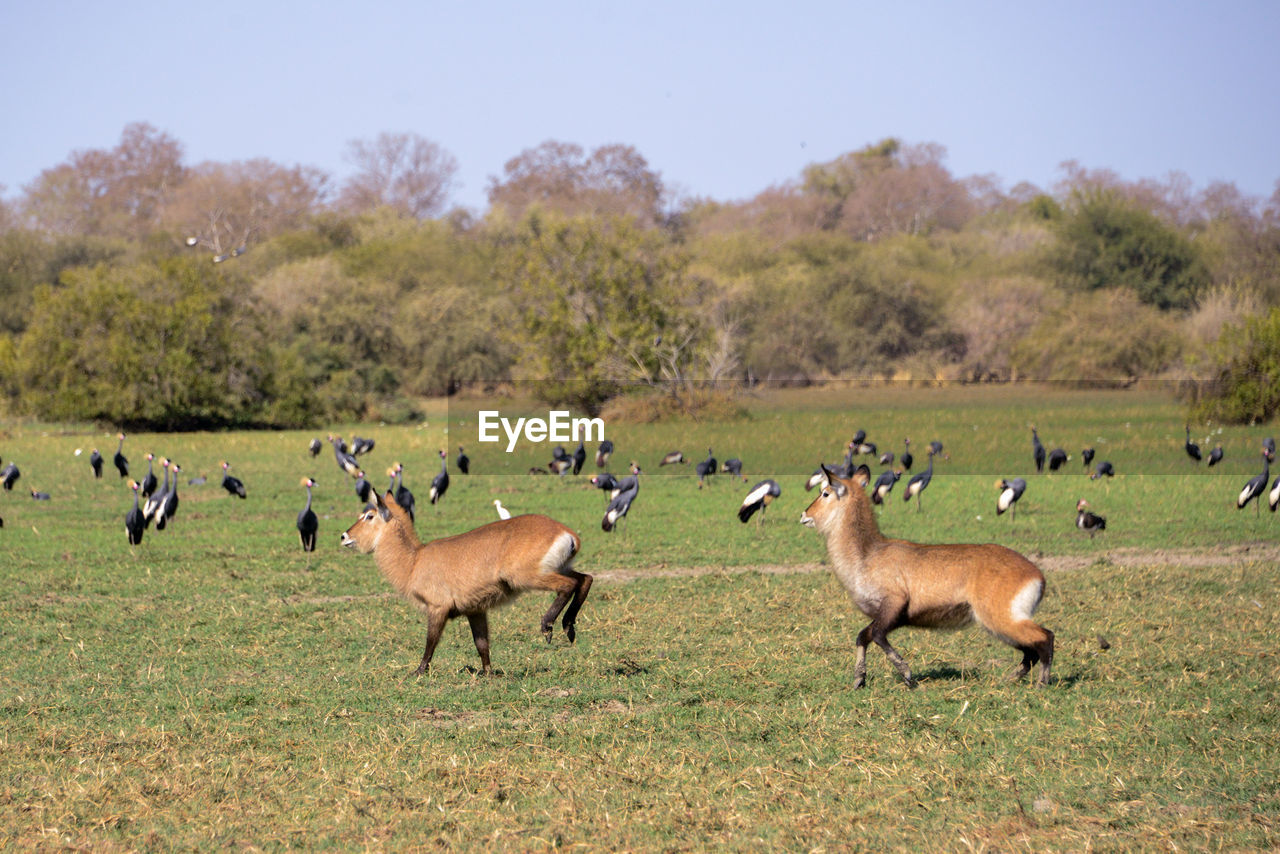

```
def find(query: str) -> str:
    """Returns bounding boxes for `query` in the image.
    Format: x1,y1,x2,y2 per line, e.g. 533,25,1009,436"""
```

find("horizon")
2,2,1279,213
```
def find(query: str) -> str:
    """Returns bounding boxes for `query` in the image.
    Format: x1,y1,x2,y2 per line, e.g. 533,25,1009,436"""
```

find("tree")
1191,307,1280,424
952,276,1061,381
20,122,185,240
802,139,974,239
1052,188,1209,310
338,132,459,219
1010,289,1183,385
12,257,301,428
0,229,126,334
487,141,665,225
165,159,329,258
503,212,705,413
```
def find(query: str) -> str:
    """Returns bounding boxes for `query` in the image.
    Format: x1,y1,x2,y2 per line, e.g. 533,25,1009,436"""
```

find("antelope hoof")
565,623,577,644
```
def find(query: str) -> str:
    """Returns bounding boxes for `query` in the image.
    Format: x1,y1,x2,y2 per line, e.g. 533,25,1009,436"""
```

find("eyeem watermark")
477,410,605,453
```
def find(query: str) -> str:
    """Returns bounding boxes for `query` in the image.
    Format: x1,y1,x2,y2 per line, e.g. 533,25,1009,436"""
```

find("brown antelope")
340,490,592,676
801,464,1053,688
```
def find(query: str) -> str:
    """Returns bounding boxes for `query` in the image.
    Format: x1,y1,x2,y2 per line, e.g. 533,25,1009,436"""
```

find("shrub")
1191,307,1280,424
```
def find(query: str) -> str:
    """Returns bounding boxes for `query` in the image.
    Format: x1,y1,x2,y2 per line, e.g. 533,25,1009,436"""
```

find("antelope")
800,464,1053,688
340,490,592,676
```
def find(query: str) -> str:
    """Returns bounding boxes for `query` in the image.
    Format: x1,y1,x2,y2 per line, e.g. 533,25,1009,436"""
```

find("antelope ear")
375,490,392,521
820,464,848,497
852,464,871,489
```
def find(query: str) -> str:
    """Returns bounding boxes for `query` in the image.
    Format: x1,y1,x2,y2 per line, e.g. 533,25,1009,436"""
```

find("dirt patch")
592,561,827,584
591,542,1280,584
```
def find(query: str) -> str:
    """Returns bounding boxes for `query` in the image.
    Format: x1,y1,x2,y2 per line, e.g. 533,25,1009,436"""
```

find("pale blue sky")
3,1,1277,212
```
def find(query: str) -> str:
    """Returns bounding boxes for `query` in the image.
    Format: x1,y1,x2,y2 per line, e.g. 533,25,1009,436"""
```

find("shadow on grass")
910,665,1084,689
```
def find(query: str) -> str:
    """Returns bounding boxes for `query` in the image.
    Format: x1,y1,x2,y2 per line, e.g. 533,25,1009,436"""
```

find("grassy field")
1,385,1278,850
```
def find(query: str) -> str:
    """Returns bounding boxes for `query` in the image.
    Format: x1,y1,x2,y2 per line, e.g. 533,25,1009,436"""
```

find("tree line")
2,123,1279,428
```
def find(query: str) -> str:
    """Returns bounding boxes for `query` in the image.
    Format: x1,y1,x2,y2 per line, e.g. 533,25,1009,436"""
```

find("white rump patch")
540,531,578,574
1009,577,1044,622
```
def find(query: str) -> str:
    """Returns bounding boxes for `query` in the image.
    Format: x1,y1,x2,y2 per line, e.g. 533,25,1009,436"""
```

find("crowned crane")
1090,461,1115,480
721,458,748,482
1207,445,1224,467
602,464,641,533
1265,437,1276,463
1268,474,1280,512
900,438,913,471
493,499,511,520
125,480,145,546
350,436,375,456
878,450,895,467
1,461,20,491
807,444,855,490
871,469,901,506
590,472,619,499
1082,447,1095,468
1238,450,1270,515
353,470,372,504
695,449,717,488
851,429,867,447
89,448,103,479
997,477,1027,519
297,478,318,553
156,464,180,530
549,455,572,476
928,440,949,461
140,453,158,497
221,461,247,499
572,441,586,475
394,463,417,522
660,450,686,466
1076,499,1106,537
738,479,781,524
308,437,323,457
113,433,129,478
456,446,470,475
1047,449,1069,471
903,451,934,511
330,435,360,477
1185,426,1202,463
1032,427,1046,473
429,451,449,505
30,487,50,501
142,459,169,525
596,439,614,468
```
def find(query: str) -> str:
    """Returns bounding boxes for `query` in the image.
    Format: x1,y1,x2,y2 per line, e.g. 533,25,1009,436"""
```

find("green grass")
0,385,1278,849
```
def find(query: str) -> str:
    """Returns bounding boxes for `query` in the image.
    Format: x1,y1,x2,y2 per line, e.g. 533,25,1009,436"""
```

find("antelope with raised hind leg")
801,464,1053,689
340,491,592,676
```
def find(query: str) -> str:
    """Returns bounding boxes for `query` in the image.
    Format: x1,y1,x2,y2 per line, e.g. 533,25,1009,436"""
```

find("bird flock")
1,421,1277,549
